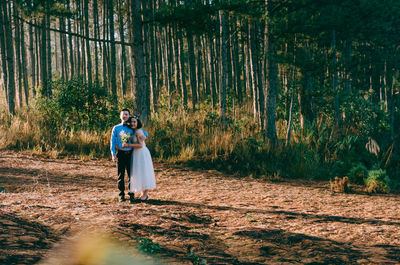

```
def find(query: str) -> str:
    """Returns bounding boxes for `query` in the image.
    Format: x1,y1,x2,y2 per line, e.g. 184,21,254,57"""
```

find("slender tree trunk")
249,21,259,120
263,0,278,144
14,6,23,107
28,22,36,91
178,31,187,109
187,32,197,110
0,2,9,107
93,0,100,87
84,0,92,89
332,30,340,128
109,0,117,103
132,0,148,121
208,36,217,108
40,17,48,97
35,19,40,87
46,14,52,96
20,22,29,105
67,3,74,78
149,0,158,111
219,10,228,128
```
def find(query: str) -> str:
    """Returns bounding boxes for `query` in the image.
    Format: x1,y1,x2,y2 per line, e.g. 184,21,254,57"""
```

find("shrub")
365,169,390,193
347,163,368,185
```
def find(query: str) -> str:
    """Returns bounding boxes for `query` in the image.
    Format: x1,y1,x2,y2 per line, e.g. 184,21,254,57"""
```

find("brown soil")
1,151,400,265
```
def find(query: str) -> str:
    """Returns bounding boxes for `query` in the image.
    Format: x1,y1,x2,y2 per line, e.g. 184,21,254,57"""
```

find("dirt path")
1,151,400,264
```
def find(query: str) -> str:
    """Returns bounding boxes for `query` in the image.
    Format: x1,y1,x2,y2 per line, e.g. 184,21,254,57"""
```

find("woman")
122,115,156,201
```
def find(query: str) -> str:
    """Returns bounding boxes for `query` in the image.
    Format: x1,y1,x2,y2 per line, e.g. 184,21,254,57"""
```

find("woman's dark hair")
121,108,130,113
127,115,142,129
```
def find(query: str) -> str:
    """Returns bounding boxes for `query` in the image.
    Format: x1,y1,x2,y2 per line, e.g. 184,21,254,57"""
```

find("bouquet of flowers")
120,131,132,144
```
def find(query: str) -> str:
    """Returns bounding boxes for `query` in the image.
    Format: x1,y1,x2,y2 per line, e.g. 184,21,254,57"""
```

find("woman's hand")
122,142,129,148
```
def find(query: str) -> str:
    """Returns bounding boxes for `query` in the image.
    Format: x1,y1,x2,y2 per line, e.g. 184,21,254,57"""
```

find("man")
110,108,135,202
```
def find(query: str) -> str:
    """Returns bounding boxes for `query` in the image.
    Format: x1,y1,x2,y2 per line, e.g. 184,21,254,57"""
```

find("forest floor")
1,150,400,265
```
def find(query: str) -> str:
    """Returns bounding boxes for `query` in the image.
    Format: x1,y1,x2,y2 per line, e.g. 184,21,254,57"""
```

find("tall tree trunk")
40,17,48,97
187,32,197,110
46,13,52,96
263,0,278,144
20,21,29,105
207,35,217,108
109,0,117,103
132,0,148,121
67,3,74,78
14,6,23,107
219,10,228,128
149,0,158,111
332,29,340,128
0,2,9,107
178,31,187,109
84,0,92,89
93,0,100,87
5,0,15,112
249,21,259,120
28,22,36,92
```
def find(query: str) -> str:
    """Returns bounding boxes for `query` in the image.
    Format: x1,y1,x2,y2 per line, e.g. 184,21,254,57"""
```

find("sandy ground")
0,151,400,264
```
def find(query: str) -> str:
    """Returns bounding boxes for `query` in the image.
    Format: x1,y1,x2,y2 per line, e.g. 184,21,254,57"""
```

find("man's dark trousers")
117,150,133,197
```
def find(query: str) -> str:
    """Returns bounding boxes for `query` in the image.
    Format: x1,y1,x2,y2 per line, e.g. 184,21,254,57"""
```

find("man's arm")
110,126,118,161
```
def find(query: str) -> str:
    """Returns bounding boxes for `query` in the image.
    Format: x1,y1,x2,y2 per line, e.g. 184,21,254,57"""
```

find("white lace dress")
129,129,156,193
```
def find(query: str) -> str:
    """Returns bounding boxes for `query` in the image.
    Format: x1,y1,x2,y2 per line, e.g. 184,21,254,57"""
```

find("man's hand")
112,155,117,162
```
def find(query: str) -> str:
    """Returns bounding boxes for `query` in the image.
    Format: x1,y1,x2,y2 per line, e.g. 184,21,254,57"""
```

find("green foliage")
52,77,117,130
136,237,162,254
365,169,390,194
187,247,207,265
347,163,368,185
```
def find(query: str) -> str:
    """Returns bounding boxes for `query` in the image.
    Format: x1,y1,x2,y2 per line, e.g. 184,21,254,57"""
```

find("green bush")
347,163,368,185
365,169,390,193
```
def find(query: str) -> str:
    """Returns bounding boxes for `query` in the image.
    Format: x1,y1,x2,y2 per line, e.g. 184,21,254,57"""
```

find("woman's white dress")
130,130,156,193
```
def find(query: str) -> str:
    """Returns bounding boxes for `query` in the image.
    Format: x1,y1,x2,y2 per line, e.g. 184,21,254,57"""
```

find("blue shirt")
110,123,149,156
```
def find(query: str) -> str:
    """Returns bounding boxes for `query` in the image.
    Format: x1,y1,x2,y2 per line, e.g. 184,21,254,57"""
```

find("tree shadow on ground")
144,199,400,227
0,166,113,192
0,212,59,265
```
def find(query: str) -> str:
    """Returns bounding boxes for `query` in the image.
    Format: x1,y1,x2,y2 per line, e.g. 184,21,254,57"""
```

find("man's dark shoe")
129,194,135,204
119,196,126,202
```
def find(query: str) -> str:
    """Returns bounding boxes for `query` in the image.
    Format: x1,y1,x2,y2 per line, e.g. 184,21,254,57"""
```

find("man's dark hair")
121,108,130,113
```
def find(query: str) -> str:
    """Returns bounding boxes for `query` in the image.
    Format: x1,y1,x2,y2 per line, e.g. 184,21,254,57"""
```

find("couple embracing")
110,108,156,203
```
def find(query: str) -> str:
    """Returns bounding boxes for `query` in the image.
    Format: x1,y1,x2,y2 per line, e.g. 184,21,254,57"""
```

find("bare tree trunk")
263,0,278,144
35,19,40,87
28,22,36,91
132,0,148,121
332,29,340,128
46,13,52,96
0,2,9,106
187,32,197,110
249,21,259,120
93,0,100,87
40,17,49,97
84,0,92,89
20,22,29,105
109,0,117,103
219,10,228,128
13,5,23,107
178,31,187,109
149,0,158,111
207,35,217,108
67,3,74,78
